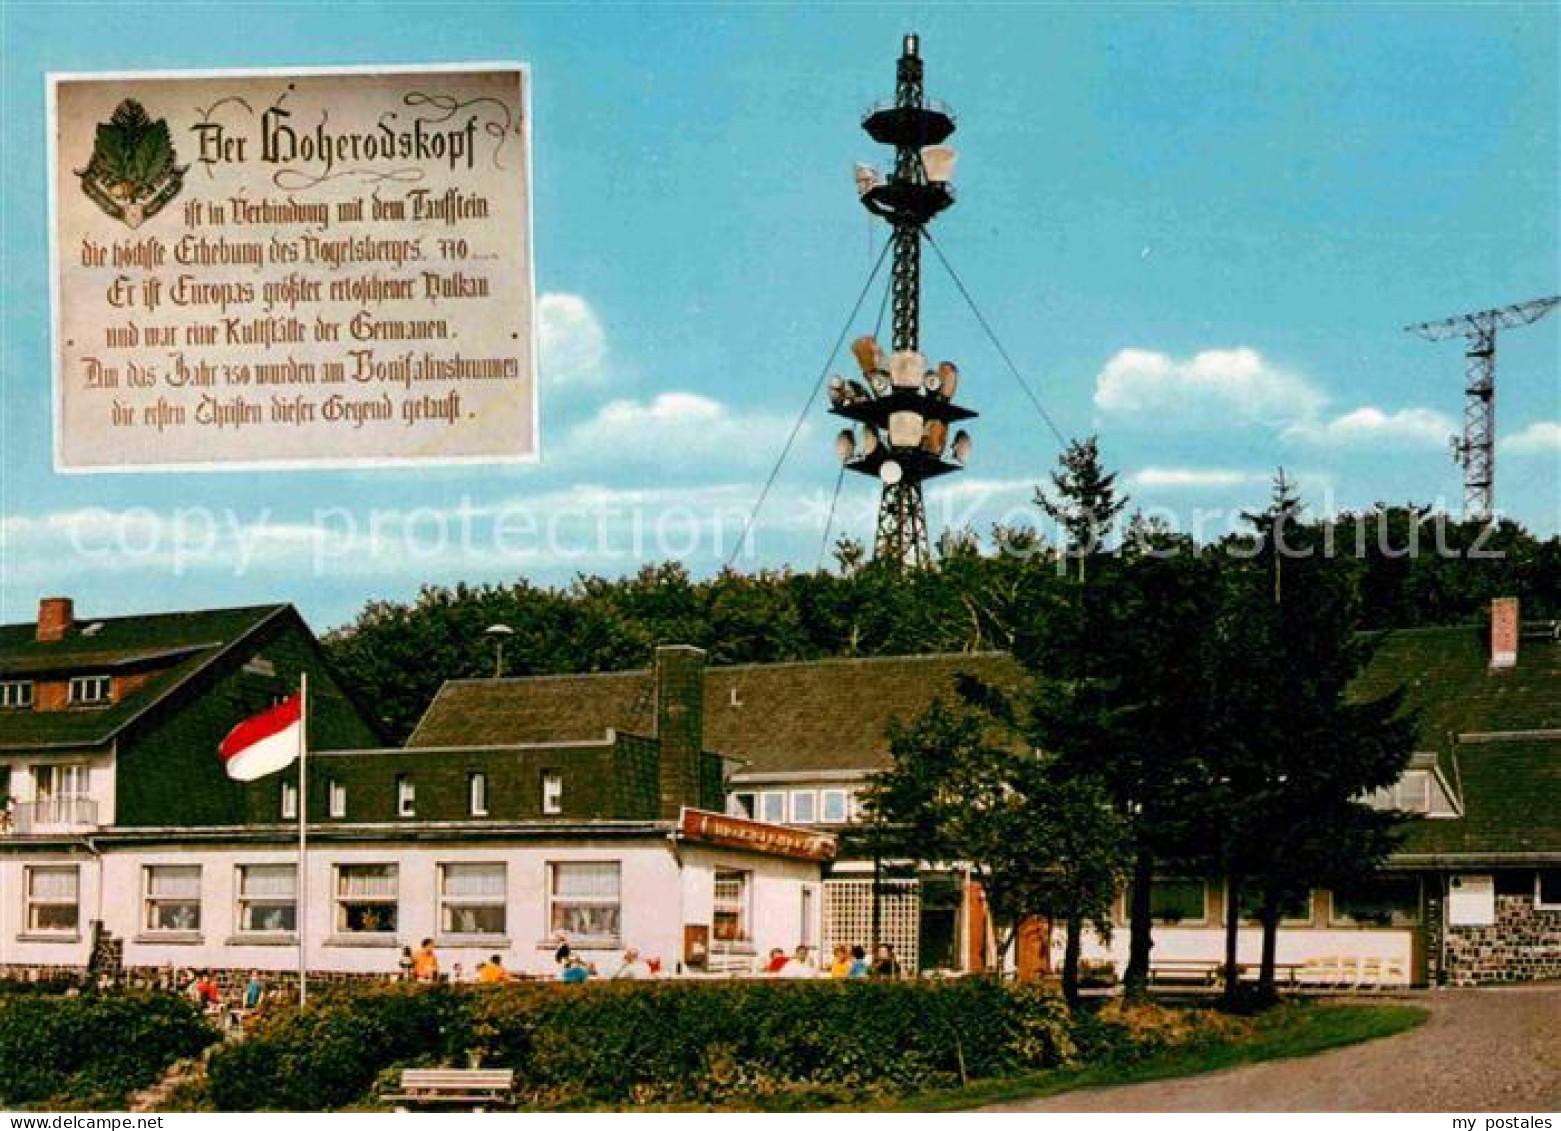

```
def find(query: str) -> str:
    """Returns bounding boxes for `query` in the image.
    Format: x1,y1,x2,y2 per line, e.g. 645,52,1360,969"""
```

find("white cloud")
1501,420,1561,455
0,480,813,589
1127,467,1263,490
552,392,807,471
537,292,608,386
1284,405,1455,449
1094,347,1324,426
925,477,1037,505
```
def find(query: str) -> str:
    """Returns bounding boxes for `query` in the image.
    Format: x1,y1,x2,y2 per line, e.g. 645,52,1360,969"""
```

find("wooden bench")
1147,959,1222,986
383,1068,515,1111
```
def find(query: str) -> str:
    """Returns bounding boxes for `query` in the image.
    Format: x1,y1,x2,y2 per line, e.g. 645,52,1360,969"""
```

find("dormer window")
68,675,111,706
396,775,416,818
0,680,33,710
1367,765,1455,816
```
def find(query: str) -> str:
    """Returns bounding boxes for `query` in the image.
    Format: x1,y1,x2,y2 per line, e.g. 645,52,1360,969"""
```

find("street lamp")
484,623,514,678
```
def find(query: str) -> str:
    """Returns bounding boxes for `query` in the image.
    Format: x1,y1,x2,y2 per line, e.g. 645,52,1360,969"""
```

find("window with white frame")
143,865,201,933
820,789,849,824
25,865,79,933
729,791,756,819
1535,870,1561,910
34,763,89,801
32,764,91,826
68,675,111,706
328,780,346,819
1,680,33,709
396,775,415,818
280,780,298,820
469,772,489,817
236,864,297,933
790,790,817,824
713,868,752,943
549,861,620,944
759,791,786,824
440,862,506,936
541,771,563,815
335,864,398,934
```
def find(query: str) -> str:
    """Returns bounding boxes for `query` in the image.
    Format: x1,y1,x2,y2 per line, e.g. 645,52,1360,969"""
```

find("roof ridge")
0,601,290,634
439,668,650,688
706,650,1016,674
438,650,1016,689
1363,623,1483,639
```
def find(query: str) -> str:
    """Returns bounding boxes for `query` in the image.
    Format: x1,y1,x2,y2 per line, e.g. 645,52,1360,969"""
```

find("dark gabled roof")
0,604,287,750
1353,624,1561,754
410,669,643,750
1352,624,1561,862
409,652,1028,775
1397,737,1561,860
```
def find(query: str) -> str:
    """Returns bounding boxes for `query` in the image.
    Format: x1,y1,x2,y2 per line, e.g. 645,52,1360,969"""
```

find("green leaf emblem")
77,99,187,228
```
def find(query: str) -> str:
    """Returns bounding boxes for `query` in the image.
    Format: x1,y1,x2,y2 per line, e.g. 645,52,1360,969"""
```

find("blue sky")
2,2,1557,630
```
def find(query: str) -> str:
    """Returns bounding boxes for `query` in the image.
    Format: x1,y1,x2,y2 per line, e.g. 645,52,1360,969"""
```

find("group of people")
394,940,524,985
129,939,903,998
760,943,902,979
389,937,663,985
552,941,660,982
145,968,280,1032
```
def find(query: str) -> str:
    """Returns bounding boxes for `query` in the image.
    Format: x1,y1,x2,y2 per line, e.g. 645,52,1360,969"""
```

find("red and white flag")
219,694,303,782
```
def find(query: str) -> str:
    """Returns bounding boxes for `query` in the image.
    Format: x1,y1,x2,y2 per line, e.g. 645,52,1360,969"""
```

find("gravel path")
983,985,1561,1113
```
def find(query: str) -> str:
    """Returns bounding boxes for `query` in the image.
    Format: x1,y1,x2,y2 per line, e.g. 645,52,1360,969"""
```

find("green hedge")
0,991,219,1108
207,979,1078,1110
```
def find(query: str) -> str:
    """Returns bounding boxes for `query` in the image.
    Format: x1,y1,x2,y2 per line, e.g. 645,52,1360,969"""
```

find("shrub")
1071,999,1250,1064
206,978,1079,1110
0,991,218,1108
207,984,468,1111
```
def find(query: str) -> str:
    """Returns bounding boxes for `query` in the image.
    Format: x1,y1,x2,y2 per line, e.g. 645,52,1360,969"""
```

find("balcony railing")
3,797,99,834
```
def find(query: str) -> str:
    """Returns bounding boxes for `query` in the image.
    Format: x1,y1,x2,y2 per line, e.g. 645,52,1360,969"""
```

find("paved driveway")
984,985,1561,1113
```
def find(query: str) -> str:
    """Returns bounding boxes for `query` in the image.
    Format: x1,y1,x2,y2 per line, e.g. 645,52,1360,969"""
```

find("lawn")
856,1001,1429,1112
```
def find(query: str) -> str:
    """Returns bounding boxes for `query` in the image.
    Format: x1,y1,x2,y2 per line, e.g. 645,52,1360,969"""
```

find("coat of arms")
76,99,186,228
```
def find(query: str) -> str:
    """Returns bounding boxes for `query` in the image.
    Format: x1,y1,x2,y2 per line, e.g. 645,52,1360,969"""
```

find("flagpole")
298,672,309,1008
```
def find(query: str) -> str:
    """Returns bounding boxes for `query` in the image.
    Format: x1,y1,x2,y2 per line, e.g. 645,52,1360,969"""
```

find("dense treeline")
326,493,1559,744
867,449,1425,1005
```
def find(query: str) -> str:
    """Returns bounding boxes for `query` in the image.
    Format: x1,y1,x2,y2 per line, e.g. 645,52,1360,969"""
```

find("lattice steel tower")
829,34,976,568
1406,296,1560,520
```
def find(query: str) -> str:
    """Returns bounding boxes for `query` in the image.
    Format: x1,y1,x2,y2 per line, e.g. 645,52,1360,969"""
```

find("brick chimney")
1489,597,1518,671
654,645,707,818
36,597,75,643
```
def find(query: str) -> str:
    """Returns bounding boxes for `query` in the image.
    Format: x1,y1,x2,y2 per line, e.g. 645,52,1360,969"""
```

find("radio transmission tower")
1405,295,1560,520
828,34,976,568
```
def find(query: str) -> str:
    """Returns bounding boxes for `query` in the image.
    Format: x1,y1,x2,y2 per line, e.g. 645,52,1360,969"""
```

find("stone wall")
0,962,401,996
1443,893,1561,984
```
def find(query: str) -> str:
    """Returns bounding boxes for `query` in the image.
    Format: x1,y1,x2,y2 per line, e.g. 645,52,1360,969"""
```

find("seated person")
476,955,513,984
